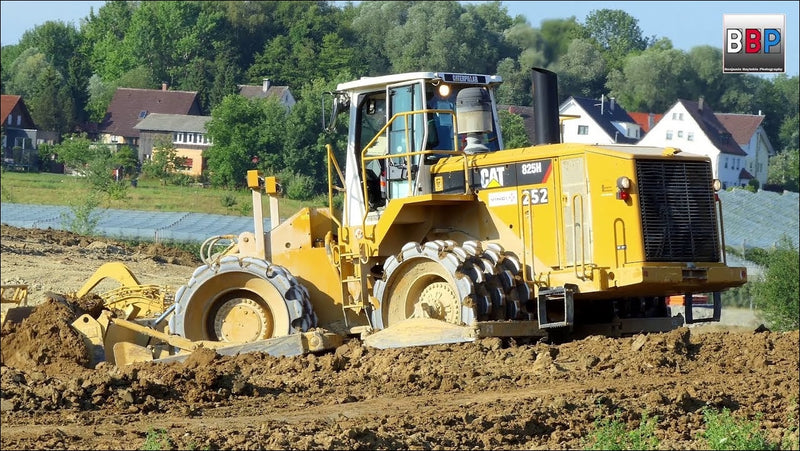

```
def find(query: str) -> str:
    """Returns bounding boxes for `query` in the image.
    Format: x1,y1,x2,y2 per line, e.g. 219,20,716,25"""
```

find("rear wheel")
372,240,476,329
170,256,316,343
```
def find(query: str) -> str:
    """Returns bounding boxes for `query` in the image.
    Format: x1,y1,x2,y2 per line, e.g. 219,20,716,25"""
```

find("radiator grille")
635,160,720,262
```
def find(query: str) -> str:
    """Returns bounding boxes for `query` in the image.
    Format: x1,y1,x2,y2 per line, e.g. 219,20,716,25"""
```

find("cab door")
386,81,425,200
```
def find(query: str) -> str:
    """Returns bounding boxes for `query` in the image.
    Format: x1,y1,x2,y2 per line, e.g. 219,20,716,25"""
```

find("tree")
583,9,652,72
767,148,799,192
141,135,188,185
6,48,74,132
498,109,531,148
205,94,289,188
554,38,607,99
606,39,693,112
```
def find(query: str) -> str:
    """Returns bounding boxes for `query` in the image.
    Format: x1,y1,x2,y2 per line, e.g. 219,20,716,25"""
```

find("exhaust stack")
531,68,560,145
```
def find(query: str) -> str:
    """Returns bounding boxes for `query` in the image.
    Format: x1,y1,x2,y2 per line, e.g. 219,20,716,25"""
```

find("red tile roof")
1,95,22,124
98,88,201,139
714,113,764,145
678,99,747,156
628,111,664,133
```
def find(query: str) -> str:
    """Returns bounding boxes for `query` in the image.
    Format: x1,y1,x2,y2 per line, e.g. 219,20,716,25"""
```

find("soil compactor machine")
70,68,747,365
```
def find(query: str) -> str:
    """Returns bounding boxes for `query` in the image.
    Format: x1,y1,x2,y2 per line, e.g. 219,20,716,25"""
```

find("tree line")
1,1,798,193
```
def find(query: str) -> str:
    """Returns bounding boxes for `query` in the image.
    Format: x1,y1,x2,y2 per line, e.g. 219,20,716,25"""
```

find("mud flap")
537,286,574,329
684,292,722,324
362,318,477,349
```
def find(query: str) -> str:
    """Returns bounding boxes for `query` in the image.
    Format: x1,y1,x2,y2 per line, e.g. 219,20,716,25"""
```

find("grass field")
0,170,322,217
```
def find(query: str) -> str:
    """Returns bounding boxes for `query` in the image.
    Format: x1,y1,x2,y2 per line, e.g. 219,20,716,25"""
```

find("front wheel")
170,256,316,343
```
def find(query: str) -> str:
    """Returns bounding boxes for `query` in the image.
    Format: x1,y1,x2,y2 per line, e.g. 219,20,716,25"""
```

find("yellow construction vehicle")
75,68,748,363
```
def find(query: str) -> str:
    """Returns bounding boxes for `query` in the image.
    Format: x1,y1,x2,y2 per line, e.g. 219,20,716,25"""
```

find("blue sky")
1,1,797,76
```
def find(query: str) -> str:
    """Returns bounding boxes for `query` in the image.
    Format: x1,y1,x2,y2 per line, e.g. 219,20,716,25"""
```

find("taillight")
616,176,632,201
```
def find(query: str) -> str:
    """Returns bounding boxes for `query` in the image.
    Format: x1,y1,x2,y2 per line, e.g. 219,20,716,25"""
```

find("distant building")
1,94,37,168
638,98,749,189
238,78,296,109
715,112,774,187
97,84,202,161
134,113,212,177
559,95,641,145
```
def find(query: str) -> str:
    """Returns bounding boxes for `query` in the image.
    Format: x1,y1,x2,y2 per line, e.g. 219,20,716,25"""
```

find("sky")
1,1,797,77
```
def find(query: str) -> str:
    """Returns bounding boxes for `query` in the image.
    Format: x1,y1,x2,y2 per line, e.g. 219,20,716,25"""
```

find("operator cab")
328,72,504,227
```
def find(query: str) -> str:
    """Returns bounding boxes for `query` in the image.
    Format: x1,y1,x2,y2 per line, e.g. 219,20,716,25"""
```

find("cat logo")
480,167,505,188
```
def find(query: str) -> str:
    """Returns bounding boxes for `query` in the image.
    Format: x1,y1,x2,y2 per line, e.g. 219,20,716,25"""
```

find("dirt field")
1,224,798,450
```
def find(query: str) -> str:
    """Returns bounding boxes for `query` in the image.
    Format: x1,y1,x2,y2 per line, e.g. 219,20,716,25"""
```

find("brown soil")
1,225,798,450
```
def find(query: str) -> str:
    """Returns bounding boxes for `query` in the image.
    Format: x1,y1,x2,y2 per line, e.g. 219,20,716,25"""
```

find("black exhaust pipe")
531,68,560,145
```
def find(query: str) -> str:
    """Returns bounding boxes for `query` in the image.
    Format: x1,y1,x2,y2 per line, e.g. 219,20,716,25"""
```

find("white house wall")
747,130,770,186
559,102,612,144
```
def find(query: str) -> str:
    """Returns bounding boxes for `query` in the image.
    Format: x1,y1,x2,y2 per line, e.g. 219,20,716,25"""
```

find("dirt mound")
1,294,99,377
1,225,797,450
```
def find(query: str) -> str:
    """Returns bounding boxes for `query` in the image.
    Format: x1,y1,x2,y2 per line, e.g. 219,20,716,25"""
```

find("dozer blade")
113,342,154,366
1,284,33,326
152,330,344,364
362,317,478,349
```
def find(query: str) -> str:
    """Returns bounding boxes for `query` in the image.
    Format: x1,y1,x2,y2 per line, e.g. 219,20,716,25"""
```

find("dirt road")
1,225,798,450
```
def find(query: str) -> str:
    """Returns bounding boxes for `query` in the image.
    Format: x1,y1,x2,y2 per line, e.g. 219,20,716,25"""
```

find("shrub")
702,407,776,450
583,411,660,450
61,192,101,236
141,427,173,450
753,238,799,331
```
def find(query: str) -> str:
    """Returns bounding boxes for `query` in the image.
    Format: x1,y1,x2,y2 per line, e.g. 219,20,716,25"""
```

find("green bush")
702,407,777,450
583,411,660,450
141,427,173,450
61,192,101,236
753,238,799,331
282,172,318,201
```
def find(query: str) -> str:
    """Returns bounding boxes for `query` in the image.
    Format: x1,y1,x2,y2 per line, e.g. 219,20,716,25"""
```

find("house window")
672,112,678,120
577,125,588,135
677,130,684,138
6,115,11,125
687,132,694,141
16,115,21,126
1,135,5,148
666,130,673,140
724,157,729,169
679,113,683,120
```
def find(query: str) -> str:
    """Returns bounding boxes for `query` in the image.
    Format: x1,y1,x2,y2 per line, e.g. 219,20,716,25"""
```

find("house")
97,84,202,161
628,111,664,135
1,94,37,169
558,95,641,145
714,112,774,187
238,78,296,109
638,98,749,189
134,113,212,177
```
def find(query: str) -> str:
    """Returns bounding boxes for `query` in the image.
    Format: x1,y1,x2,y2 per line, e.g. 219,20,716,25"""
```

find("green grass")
0,170,321,218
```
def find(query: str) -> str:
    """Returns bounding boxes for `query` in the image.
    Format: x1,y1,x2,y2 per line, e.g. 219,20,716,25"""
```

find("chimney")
610,97,615,112
758,110,763,116
698,97,704,112
161,82,168,91
262,78,271,93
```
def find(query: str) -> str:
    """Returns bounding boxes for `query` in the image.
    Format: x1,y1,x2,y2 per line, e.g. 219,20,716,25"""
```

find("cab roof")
336,72,502,92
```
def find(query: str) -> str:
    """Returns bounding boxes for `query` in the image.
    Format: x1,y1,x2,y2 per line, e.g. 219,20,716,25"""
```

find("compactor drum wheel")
372,240,530,330
170,256,316,343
